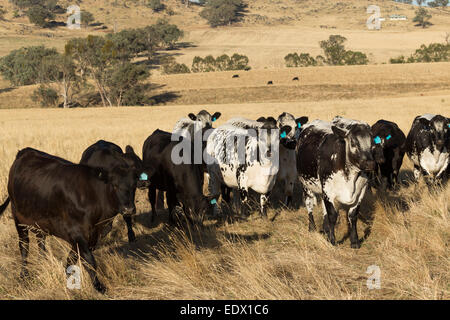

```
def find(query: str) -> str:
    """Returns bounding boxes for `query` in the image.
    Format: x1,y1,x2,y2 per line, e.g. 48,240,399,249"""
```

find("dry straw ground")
0,93,449,299
0,0,449,300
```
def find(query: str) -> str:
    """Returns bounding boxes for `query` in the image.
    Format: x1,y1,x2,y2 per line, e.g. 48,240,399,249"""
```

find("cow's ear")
280,125,292,137
267,116,276,123
188,113,197,121
256,117,266,122
211,112,221,122
295,116,309,128
332,126,347,139
125,145,135,154
417,117,430,128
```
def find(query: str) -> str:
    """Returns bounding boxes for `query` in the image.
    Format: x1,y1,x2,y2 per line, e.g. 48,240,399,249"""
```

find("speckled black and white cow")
370,120,406,189
226,113,308,207
405,114,450,183
173,109,222,140
297,117,378,249
206,117,294,217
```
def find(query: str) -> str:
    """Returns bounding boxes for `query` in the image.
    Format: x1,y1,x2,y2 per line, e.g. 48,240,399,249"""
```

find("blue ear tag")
374,136,381,144
280,131,287,138
210,198,217,205
212,117,216,122
386,134,392,141
139,173,148,181
448,124,450,128
297,123,301,129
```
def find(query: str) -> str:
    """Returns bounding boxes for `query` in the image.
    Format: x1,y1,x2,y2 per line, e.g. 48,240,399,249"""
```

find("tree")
26,5,54,27
0,45,58,85
148,0,164,12
319,35,348,65
428,0,449,7
106,62,149,106
161,56,191,74
65,36,118,107
39,54,81,108
343,50,369,65
200,0,244,27
81,11,95,28
153,19,184,49
413,8,432,28
32,85,59,107
0,7,6,20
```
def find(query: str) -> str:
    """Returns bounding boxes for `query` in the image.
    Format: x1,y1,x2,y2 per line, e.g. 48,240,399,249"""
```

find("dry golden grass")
0,94,449,299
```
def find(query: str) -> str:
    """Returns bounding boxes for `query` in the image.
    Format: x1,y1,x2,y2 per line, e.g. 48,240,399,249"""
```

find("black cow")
292,77,299,81
370,120,406,189
0,148,138,293
267,81,273,85
232,74,239,78
142,129,211,224
297,118,378,249
405,114,450,183
80,140,146,243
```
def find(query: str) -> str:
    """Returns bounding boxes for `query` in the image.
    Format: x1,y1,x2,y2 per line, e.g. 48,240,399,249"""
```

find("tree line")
0,19,183,108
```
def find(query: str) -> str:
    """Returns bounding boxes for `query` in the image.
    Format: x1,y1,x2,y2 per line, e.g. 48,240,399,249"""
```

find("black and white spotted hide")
297,118,377,249
405,114,450,183
173,109,222,140
207,117,293,217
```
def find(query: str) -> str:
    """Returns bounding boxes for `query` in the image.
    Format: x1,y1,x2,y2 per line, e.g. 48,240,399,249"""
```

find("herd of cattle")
0,110,448,293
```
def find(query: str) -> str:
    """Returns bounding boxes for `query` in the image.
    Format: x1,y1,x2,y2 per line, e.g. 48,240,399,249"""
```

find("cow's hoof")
351,242,361,249
128,233,137,243
94,281,107,294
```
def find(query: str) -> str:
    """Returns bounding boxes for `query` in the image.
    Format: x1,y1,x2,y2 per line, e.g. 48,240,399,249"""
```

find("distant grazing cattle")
297,117,378,249
370,120,406,189
142,129,211,224
80,140,146,243
173,109,221,140
207,117,294,217
232,74,239,78
267,81,273,85
405,114,450,183
227,113,308,207
292,77,299,81
0,148,138,293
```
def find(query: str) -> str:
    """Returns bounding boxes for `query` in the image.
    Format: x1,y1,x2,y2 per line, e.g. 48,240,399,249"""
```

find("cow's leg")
15,220,29,279
304,190,316,231
166,189,177,224
238,187,249,216
65,244,78,271
122,215,136,243
260,194,269,218
413,164,421,182
148,185,157,222
76,238,105,293
35,230,47,255
207,170,221,217
348,204,361,249
322,197,338,246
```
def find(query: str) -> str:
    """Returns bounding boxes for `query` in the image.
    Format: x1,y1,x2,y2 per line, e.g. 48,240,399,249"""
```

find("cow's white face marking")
419,147,449,177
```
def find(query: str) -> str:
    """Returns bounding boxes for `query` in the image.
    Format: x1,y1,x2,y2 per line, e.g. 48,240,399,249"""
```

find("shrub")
413,8,432,29
389,55,406,64
161,56,190,74
0,7,6,20
32,85,59,107
26,5,54,27
200,0,245,27
284,53,317,67
0,45,58,85
343,50,369,65
148,0,164,12
81,11,95,28
191,53,250,73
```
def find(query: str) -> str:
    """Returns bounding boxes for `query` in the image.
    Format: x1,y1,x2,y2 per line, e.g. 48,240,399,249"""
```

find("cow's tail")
0,197,10,217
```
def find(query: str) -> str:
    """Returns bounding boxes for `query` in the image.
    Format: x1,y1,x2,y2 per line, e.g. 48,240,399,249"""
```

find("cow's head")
277,112,309,141
418,115,450,152
256,116,293,157
97,166,137,216
188,110,222,130
122,145,151,189
332,123,377,172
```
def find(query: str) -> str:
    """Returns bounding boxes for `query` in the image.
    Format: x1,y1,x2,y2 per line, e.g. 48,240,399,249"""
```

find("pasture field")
0,94,449,299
